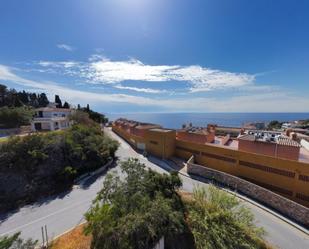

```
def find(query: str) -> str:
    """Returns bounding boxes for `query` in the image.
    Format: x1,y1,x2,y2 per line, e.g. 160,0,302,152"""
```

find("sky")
0,0,309,113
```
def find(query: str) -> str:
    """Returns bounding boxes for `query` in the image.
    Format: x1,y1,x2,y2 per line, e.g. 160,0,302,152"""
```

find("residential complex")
31,107,72,131
112,118,309,207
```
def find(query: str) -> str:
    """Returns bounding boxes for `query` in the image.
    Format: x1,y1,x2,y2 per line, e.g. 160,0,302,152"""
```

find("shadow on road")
78,160,118,190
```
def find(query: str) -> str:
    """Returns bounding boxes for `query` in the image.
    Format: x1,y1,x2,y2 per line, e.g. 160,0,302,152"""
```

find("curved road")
0,129,308,249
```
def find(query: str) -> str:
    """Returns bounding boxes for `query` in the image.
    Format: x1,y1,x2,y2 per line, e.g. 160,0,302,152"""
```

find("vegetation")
185,186,269,249
0,106,34,128
0,84,49,108
267,120,282,130
51,224,91,249
77,104,108,124
85,159,270,249
0,84,108,128
85,158,191,249
0,232,37,249
0,124,119,212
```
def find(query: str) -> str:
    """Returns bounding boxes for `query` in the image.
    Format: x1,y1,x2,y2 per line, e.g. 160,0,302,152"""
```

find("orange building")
112,118,309,207
176,125,215,144
238,132,301,161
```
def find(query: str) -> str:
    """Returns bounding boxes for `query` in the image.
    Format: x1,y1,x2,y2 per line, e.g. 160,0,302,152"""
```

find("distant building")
112,118,309,207
31,107,72,131
176,124,215,144
238,131,301,161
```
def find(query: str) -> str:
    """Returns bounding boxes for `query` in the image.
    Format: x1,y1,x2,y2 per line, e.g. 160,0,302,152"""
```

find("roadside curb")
74,159,114,185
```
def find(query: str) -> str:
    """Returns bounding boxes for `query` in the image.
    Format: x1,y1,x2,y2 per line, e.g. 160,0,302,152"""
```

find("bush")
185,186,269,249
0,232,37,249
0,124,119,212
85,158,188,249
0,106,34,128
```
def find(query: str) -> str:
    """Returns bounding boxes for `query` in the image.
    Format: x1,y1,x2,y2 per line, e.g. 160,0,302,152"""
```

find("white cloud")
37,57,255,92
1,64,309,112
38,61,78,68
114,84,166,93
56,44,74,51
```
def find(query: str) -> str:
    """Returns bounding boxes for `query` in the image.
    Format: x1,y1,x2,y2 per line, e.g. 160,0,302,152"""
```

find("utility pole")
41,227,45,247
41,225,49,248
45,225,49,247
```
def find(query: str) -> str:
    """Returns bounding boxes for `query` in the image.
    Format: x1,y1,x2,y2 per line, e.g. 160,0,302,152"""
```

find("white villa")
31,107,72,131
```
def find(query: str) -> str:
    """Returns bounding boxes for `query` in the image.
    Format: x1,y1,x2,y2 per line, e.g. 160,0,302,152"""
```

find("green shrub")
0,124,119,212
0,232,37,249
85,158,187,249
0,106,34,128
185,186,268,249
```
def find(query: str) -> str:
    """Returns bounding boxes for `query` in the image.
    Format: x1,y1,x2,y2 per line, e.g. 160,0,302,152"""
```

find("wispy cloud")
1,64,309,112
114,84,166,94
56,44,74,52
37,57,255,92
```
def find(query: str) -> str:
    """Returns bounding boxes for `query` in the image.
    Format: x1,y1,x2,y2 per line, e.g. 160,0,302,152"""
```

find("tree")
37,93,49,107
185,186,267,249
267,120,282,130
78,104,108,124
17,91,29,105
0,232,37,249
0,123,119,212
0,84,7,106
0,107,34,128
63,101,70,109
55,95,62,108
85,158,187,249
69,110,97,126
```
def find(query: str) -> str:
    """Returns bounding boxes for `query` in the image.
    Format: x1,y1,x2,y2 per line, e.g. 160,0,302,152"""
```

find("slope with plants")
0,119,118,212
85,158,272,249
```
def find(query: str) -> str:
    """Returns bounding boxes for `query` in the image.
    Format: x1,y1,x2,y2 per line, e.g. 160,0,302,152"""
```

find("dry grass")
51,224,91,249
0,136,8,143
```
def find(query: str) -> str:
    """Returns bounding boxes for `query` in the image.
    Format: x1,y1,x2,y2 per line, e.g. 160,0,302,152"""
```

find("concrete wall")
145,130,176,159
239,139,300,161
176,131,215,144
187,160,309,228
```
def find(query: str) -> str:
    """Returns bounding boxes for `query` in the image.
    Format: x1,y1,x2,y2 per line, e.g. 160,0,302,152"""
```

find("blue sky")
0,0,309,113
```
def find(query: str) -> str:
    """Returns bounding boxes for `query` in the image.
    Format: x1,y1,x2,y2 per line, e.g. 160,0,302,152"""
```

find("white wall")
301,139,309,151
153,237,164,249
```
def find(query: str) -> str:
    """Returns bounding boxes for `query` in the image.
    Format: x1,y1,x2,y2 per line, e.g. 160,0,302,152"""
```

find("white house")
31,107,72,131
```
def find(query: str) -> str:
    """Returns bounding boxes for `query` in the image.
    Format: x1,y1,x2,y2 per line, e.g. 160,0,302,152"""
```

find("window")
299,174,309,182
176,146,200,155
239,161,295,178
201,152,236,163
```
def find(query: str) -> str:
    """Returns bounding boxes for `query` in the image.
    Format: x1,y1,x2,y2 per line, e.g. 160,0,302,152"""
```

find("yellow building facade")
112,122,309,207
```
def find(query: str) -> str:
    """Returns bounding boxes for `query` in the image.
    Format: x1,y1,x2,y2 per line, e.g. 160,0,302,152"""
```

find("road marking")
0,199,90,236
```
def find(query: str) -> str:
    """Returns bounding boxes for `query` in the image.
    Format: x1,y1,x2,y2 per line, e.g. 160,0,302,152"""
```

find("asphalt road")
0,128,308,249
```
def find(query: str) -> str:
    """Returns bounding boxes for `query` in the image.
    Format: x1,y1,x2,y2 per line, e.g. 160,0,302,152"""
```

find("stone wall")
186,156,309,228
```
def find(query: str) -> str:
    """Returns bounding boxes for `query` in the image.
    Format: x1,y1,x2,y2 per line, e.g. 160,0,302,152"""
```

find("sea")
106,113,309,129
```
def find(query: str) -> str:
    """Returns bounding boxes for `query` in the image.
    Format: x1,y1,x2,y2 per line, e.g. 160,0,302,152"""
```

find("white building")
31,107,72,131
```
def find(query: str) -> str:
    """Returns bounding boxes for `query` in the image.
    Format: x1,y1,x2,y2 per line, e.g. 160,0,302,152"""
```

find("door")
34,123,42,130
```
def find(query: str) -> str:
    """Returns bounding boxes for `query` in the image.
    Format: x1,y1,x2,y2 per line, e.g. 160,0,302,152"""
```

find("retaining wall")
187,157,309,228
